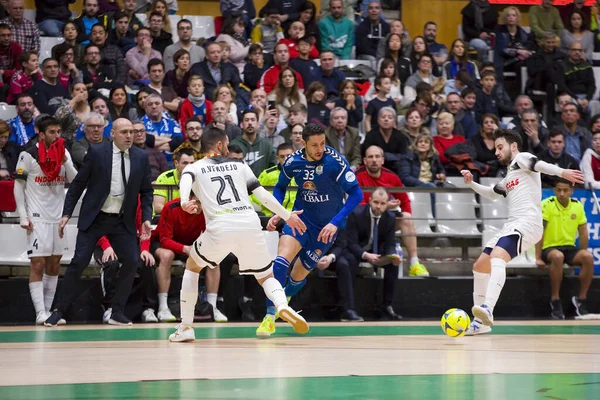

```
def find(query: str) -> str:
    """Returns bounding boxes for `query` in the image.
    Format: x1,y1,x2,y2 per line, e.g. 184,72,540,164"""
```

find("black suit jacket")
347,204,396,260
190,60,241,102
63,141,153,234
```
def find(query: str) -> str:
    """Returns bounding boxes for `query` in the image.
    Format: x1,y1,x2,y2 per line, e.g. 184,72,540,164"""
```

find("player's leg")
570,248,594,316
29,256,47,324
466,250,493,335
205,265,228,322
399,212,429,277
43,255,61,314
264,234,303,318
544,248,566,319
155,247,177,322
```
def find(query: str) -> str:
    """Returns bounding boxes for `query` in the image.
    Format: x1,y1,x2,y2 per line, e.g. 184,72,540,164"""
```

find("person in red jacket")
178,75,213,134
0,23,22,87
259,42,304,94
433,112,466,170
278,21,319,59
355,145,430,277
151,195,227,323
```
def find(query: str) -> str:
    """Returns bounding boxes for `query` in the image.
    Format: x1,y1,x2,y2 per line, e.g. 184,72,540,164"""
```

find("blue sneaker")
465,318,492,336
44,311,63,327
472,304,494,326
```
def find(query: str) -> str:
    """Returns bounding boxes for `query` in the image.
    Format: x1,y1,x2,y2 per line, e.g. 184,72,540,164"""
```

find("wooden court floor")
0,321,599,399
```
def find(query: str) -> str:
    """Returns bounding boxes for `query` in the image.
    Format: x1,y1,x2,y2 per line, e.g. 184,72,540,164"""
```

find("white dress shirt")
101,143,131,214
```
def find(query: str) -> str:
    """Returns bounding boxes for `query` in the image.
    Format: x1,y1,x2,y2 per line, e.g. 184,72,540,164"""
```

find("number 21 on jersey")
211,174,240,205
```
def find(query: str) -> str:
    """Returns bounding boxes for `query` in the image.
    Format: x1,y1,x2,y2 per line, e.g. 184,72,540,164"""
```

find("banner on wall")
490,1,596,5
542,189,600,274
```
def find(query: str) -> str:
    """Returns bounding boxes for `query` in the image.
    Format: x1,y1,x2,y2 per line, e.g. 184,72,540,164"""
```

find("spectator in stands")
530,0,564,42
289,122,305,151
174,117,203,161
125,28,161,85
556,102,592,162
559,0,590,27
298,1,319,45
148,0,171,33
319,0,354,60
71,112,109,168
289,36,318,87
403,54,437,105
108,11,136,56
550,93,582,127
259,41,303,94
82,44,116,92
399,36,442,85
537,178,593,319
592,114,600,133
592,0,600,33
377,19,410,60
148,59,180,117
280,20,318,59
216,14,250,76
54,82,90,147
244,44,268,92
442,39,480,81
305,81,330,126
461,0,497,62
366,58,402,104
142,94,183,167
444,92,477,140
399,133,445,188
214,84,239,125
433,112,466,170
494,6,534,85
132,120,168,180
190,42,240,102
582,130,600,185
398,107,431,145
109,85,136,121
356,146,430,277
228,143,244,160
561,11,594,62
78,96,112,141
55,21,85,67
471,113,501,177
0,119,18,178
163,19,205,72
230,109,277,176
422,21,447,66
7,50,39,104
0,23,21,87
251,143,296,214
178,75,212,131
356,1,389,62
365,76,395,133
35,0,73,37
315,51,345,99
153,147,194,214
277,101,306,142
163,49,192,98
475,70,514,124
563,42,595,115
260,0,306,30
325,107,361,170
121,0,143,32
7,93,35,147
205,100,242,140
506,95,540,130
147,11,172,55
0,0,39,52
268,67,307,121
513,108,548,155
54,43,83,91
74,0,107,45
133,86,154,119
537,129,580,188
334,79,363,129
29,58,70,116
363,107,410,160
90,23,127,85
251,8,283,58
98,0,120,14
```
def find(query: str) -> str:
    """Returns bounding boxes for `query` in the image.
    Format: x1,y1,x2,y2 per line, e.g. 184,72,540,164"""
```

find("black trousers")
56,213,140,315
347,253,399,307
329,254,359,311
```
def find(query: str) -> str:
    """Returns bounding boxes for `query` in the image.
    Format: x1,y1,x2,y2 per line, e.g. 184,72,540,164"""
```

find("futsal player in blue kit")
256,123,364,337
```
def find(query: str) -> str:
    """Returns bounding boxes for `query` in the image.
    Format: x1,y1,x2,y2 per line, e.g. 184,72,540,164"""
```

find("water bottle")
396,242,404,278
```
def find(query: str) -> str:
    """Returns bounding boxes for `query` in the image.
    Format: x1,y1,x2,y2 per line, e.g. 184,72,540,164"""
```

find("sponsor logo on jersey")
306,249,323,263
34,175,65,184
303,181,317,190
505,178,519,193
571,213,577,220
17,168,23,175
302,179,330,203
316,165,323,175
345,171,356,182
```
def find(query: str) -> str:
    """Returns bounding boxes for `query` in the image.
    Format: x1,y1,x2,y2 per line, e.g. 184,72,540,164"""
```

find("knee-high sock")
262,277,287,309
180,269,199,327
473,270,490,306
265,256,290,315
29,281,45,314
483,258,507,311
42,274,58,312
284,276,306,298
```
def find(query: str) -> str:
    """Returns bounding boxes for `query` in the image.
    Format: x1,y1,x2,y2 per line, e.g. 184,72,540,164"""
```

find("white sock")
483,258,507,311
158,293,169,312
410,257,419,267
207,293,217,309
29,281,45,314
261,277,287,308
180,269,199,327
473,270,490,324
42,274,58,312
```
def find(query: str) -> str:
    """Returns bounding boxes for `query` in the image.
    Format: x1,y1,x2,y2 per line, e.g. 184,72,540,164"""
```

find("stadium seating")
0,103,17,120
407,192,436,235
40,37,64,62
435,178,480,237
479,177,508,232
184,15,215,41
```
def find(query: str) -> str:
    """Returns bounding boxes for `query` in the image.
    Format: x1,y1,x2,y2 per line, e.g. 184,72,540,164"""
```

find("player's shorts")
541,246,581,265
27,222,68,258
189,229,274,280
282,223,337,271
483,222,542,259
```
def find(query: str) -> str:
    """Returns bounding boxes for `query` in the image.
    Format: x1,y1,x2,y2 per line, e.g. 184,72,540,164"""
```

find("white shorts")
485,221,542,257
27,222,68,258
189,229,274,279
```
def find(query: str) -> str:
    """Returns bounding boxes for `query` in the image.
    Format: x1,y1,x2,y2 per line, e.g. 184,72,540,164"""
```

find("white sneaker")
103,308,112,324
36,311,50,325
213,308,228,323
158,309,177,322
169,324,195,342
277,304,309,334
465,319,492,336
472,305,494,326
141,309,158,323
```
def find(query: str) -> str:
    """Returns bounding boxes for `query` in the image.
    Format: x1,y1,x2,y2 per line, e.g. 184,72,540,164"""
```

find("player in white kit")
13,116,78,325
169,121,309,342
461,129,583,334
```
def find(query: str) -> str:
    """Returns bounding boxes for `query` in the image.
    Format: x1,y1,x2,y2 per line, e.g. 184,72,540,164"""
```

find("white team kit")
485,152,544,256
182,156,274,277
14,146,77,258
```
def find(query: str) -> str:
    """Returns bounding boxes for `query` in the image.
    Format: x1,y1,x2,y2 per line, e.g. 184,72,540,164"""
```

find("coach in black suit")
45,118,153,326
347,187,402,320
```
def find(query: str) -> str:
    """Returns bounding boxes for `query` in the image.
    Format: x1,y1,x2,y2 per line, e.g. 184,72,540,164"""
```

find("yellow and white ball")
441,308,470,337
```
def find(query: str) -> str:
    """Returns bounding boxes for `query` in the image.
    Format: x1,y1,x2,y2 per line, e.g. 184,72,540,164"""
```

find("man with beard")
230,109,276,177
461,129,583,335
205,100,242,140
7,93,35,147
445,92,477,139
423,21,447,66
29,58,70,115
89,23,127,85
174,117,203,161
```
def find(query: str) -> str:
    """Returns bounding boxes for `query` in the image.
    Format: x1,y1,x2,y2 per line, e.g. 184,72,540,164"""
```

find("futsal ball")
440,308,471,337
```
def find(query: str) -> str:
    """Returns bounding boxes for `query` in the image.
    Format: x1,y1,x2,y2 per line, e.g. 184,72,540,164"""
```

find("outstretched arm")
518,154,584,185
461,170,505,200
252,186,292,220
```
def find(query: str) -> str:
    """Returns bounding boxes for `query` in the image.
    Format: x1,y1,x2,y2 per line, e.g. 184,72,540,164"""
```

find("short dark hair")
461,87,476,98
554,177,573,187
147,58,164,71
0,23,10,31
15,93,33,104
548,129,565,140
263,8,279,16
277,143,293,153
297,36,311,45
36,115,61,134
174,147,195,161
113,11,129,21
53,42,74,61
185,117,203,128
149,11,163,20
85,43,100,54
424,21,437,29
19,50,37,65
374,75,390,90
91,23,106,33
201,127,228,153
302,122,325,142
177,18,192,29
481,70,496,80
41,57,58,67
446,92,461,101
173,49,189,65
249,43,263,55
493,128,523,150
137,27,151,37
228,144,244,154
241,108,259,121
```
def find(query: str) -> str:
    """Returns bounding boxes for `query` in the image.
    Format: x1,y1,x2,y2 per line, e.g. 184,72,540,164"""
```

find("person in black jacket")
355,1,389,62
494,7,534,84
471,113,502,177
461,0,498,62
513,108,548,155
398,133,445,187
243,44,268,91
35,0,75,37
0,120,19,179
190,42,240,102
536,129,580,187
562,41,596,115
28,58,70,116
82,44,117,93
475,70,514,123
73,0,108,45
260,0,306,30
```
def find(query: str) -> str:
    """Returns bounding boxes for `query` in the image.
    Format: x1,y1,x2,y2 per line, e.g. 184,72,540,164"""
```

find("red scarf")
38,138,65,180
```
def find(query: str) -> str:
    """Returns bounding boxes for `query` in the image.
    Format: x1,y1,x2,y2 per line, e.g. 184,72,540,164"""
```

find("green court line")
1,324,599,343
1,373,600,400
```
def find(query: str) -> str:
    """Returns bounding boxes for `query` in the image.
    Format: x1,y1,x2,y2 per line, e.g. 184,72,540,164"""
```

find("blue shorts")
483,234,521,259
282,223,337,271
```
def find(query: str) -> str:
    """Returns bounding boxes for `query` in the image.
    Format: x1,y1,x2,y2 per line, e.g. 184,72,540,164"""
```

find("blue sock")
265,256,290,315
284,277,306,298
